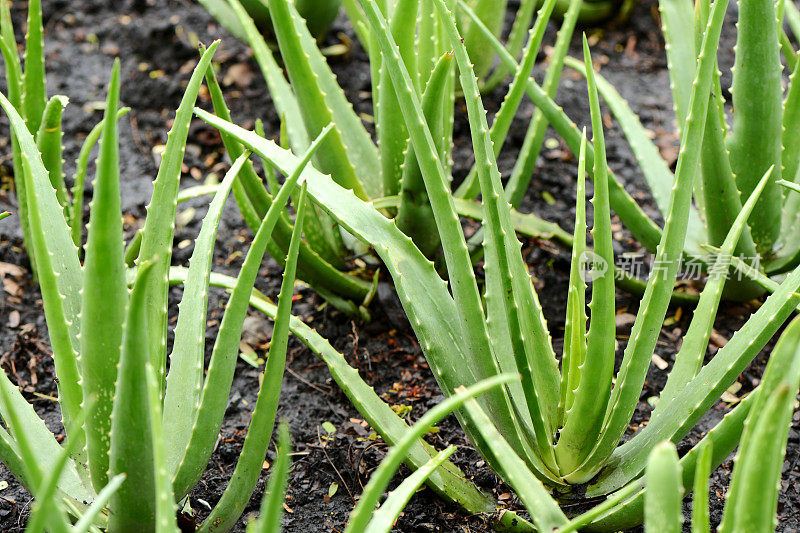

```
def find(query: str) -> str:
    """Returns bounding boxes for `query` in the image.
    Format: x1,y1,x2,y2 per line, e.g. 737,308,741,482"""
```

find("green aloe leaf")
691,442,712,533
644,442,683,533
163,153,249,475
245,423,292,533
79,60,126,491
136,42,219,390
35,95,69,216
21,0,45,135
109,261,157,531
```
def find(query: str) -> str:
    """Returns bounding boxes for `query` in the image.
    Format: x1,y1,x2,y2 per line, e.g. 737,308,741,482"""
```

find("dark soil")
0,0,797,531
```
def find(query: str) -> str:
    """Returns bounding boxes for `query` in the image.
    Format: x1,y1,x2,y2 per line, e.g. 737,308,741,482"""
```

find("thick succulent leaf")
396,52,454,257
145,364,179,533
79,60,126,491
163,153,248,475
558,133,588,427
573,0,731,483
345,376,516,533
651,168,772,424
199,184,308,532
0,93,82,346
727,0,783,253
70,108,131,247
170,127,326,500
365,447,456,533
644,442,683,533
35,95,69,213
109,261,158,531
21,0,45,135
245,423,292,533
268,0,378,199
659,0,695,139
0,92,84,463
136,42,219,388
691,442,712,533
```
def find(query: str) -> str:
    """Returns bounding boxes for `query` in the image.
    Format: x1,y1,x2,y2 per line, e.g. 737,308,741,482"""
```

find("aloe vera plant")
196,0,800,527
0,28,339,527
528,0,800,301
196,0,581,314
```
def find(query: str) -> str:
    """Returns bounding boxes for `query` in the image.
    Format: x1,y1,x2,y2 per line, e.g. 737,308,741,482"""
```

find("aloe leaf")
0,92,82,341
109,261,157,531
659,0,695,139
0,370,89,503
718,315,800,533
555,39,616,473
644,442,683,533
378,0,419,199
691,442,712,533
589,262,800,496
137,42,218,389
21,0,45,135
192,110,555,482
558,132,588,427
79,60,126,491
70,108,131,247
35,96,69,215
171,127,325,500
146,364,179,533
197,0,247,40
345,375,517,533
650,168,773,425
396,51,453,257
365,446,456,533
455,1,664,253
163,153,248,475
563,56,707,259
199,184,308,532
502,0,581,209
0,92,84,463
459,397,569,531
727,0,783,253
455,0,557,200
268,0,377,199
245,423,291,533
571,0,731,483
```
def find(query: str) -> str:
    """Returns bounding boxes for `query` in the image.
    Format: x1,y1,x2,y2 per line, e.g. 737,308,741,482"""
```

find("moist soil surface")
0,0,797,531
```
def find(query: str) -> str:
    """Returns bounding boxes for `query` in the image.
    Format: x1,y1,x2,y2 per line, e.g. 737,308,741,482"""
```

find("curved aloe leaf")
245,423,292,533
21,0,45,135
35,95,69,214
644,442,682,533
163,153,248,475
136,42,219,390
